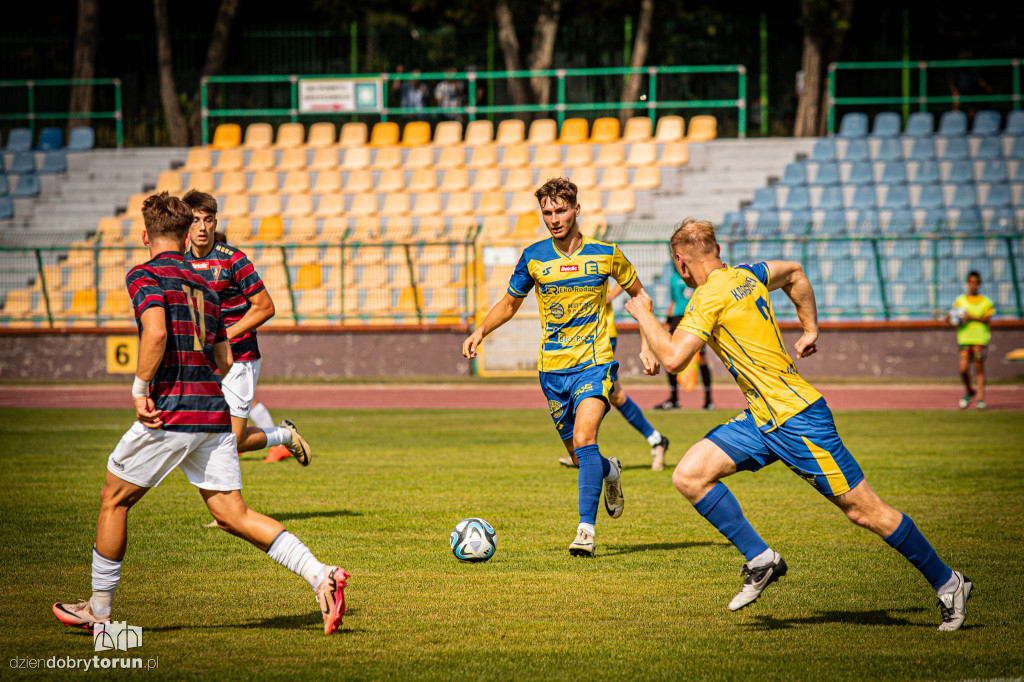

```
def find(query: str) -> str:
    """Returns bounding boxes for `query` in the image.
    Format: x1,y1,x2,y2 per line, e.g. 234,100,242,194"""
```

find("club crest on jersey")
548,400,564,418
549,302,565,319
559,264,579,272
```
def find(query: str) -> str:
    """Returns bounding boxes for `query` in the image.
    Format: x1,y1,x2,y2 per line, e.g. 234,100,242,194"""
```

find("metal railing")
0,78,124,148
200,64,748,145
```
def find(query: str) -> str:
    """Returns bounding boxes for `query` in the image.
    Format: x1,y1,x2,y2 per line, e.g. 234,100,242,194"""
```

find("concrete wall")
1,324,1023,381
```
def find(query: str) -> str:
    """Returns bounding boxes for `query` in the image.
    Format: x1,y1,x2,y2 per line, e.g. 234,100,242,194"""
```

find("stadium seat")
274,123,305,148
294,264,322,289
224,217,253,242
310,148,340,172
155,170,182,193
940,137,969,160
9,151,35,174
306,122,336,148
971,110,1001,136
884,209,915,235
655,116,685,142
749,186,777,211
982,182,1011,208
599,166,629,191
39,150,67,174
980,159,1008,183
875,137,903,161
186,170,215,192
12,174,39,197
909,138,936,160
559,118,589,144
349,193,378,217
623,116,653,142
0,196,13,219
950,184,978,209
462,120,493,147
37,127,63,150
955,207,984,232
220,171,249,194
571,165,598,191
341,146,371,171
870,112,902,138
905,111,934,137
605,188,635,214
783,186,810,211
498,143,530,169
750,211,781,235
370,122,400,146
916,184,944,209
879,161,907,185
812,162,840,185
220,194,251,218
508,191,537,216
1005,110,1024,135
882,184,910,210
912,159,940,184
252,194,282,218
504,167,533,191
67,126,95,152
436,146,466,169
532,144,561,168
843,138,870,162
625,141,656,167
850,185,877,209
241,123,272,149
411,192,442,216
339,122,368,147
477,191,505,215
633,165,661,190
1010,137,1024,160
278,148,307,171
408,168,437,193
283,193,313,218
938,110,968,137
974,137,1002,160
946,159,973,184
659,141,689,166
718,211,743,235
470,167,501,193
377,168,406,193
847,161,874,185
838,112,868,138
214,148,244,172
564,144,592,167
686,116,717,142
590,117,620,143
429,121,461,147
439,168,469,192
818,185,845,210
402,121,432,146
315,192,344,217
467,145,497,169
257,216,284,241
4,128,31,152
495,119,525,145
282,171,310,194
528,119,558,145
372,146,402,170
595,142,625,168
810,139,836,162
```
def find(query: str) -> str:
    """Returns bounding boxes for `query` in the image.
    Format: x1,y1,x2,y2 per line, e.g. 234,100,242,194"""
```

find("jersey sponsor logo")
550,302,565,319
192,261,211,270
585,261,600,275
573,383,594,400
548,399,564,418
559,265,579,272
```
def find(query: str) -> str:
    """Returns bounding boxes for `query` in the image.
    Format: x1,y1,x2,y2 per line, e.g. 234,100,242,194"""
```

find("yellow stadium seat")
436,146,466,169
278,148,307,171
98,267,124,291
307,122,336,148
659,141,689,166
559,118,589,144
536,167,565,185
465,120,494,146
411,192,442,216
3,289,31,317
257,216,284,241
528,118,558,145
598,166,628,190
633,165,661,190
590,117,620,143
373,146,402,170
218,171,247,195
250,171,279,194
376,169,406,194
296,288,327,317
505,167,533,191
214,148,243,172
369,122,400,146
98,249,125,268
246,147,275,171
282,171,310,194
310,147,340,171
580,190,601,214
605,188,635,214
686,115,717,142
288,217,317,242
439,168,469,192
415,215,445,240
349,193,378,216
513,212,541,238
395,286,424,312
595,142,625,167
433,121,463,146
211,123,242,150
341,146,371,171
623,116,653,142
408,168,437,193
508,192,536,216
443,192,474,216
568,165,598,191
222,197,251,220
382,216,414,240
126,220,145,245
283,193,313,218
185,170,215,193
275,123,306,148
580,212,606,238
123,193,146,217
626,141,656,166
156,170,182,193
655,116,685,142
470,167,501,192
67,289,98,318
252,194,281,218
447,215,477,240
321,216,348,242
478,191,505,215
479,214,510,240
532,145,561,168
495,119,525,145
339,122,368,147
294,264,322,289
243,123,273,149
184,148,212,172
563,144,593,167
405,146,434,170
315,193,345,217
350,216,381,241
100,290,131,318
467,145,497,169
96,217,125,244
498,143,529,169
381,193,411,216
402,121,432,146
345,169,373,193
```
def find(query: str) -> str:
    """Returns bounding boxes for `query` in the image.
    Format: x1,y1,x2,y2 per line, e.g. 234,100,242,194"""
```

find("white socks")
937,571,960,596
249,402,275,430
578,522,596,536
266,531,325,590
747,548,776,569
646,430,663,447
604,463,620,482
90,547,121,617
262,426,292,448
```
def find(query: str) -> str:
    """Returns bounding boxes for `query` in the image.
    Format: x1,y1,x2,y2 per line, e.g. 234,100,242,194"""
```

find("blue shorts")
705,398,864,497
539,362,616,441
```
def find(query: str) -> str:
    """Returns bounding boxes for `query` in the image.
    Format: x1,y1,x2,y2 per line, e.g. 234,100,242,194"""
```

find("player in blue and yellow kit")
463,178,660,557
626,218,972,631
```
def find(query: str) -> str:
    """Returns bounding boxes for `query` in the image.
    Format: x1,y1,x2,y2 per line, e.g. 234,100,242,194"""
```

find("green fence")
0,78,124,147
826,58,1022,134
200,64,747,145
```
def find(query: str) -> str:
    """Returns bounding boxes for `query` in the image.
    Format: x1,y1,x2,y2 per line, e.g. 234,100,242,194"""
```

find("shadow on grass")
742,607,936,630
148,608,358,632
270,509,363,522
603,540,720,556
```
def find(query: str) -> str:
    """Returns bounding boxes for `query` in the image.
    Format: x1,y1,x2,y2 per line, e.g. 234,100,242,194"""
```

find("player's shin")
693,482,770,561
266,530,326,590
90,547,121,617
575,444,604,526
883,513,954,591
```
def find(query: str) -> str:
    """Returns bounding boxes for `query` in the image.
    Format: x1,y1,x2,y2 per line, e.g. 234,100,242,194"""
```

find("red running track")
1,383,1022,411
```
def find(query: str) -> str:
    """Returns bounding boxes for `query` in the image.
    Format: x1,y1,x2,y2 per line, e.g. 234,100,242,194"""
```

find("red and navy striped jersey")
126,251,231,433
184,243,266,361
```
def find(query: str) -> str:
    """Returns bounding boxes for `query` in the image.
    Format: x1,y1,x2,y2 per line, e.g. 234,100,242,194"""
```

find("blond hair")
670,217,718,256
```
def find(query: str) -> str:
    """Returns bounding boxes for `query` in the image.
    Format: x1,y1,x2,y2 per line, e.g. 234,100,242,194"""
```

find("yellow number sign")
106,336,139,374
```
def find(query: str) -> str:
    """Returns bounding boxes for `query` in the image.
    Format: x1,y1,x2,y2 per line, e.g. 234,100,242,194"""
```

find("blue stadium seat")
1005,110,1024,136
67,126,95,152
915,183,944,209
36,127,63,151
1012,162,1024,182
847,161,874,185
950,184,978,209
749,186,777,211
871,112,902,138
819,209,848,234
810,139,837,162
912,159,940,184
843,138,870,161
954,208,984,233
4,128,32,152
719,211,743,235
882,184,910,210
940,137,969,160
880,161,907,184
909,137,936,160
875,137,903,161
818,185,844,210
0,175,7,196
884,209,915,235
0,196,12,219
894,256,923,282
900,286,929,309
785,210,813,234
9,151,35,174
851,208,880,233
938,110,968,137
12,173,39,197
980,159,1008,183
752,211,782,235
39,150,66,174
946,159,974,184
973,137,1002,160
838,112,869,138
982,182,1011,208
919,208,947,232
1010,137,1024,160
905,112,934,137
783,186,810,211
971,110,1001,136
779,162,807,187
985,207,1016,232
812,162,841,185
850,185,877,209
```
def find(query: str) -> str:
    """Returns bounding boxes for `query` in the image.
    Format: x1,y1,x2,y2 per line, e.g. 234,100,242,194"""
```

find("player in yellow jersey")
946,270,995,410
626,218,971,631
463,178,659,557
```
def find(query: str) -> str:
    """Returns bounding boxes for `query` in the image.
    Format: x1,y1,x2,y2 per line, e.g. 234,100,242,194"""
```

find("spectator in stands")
655,265,713,411
397,66,428,111
434,69,465,123
946,270,994,410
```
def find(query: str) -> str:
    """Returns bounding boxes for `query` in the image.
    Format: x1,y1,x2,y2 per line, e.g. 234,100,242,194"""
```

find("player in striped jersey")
182,190,308,466
626,218,971,630
53,193,348,635
463,177,660,557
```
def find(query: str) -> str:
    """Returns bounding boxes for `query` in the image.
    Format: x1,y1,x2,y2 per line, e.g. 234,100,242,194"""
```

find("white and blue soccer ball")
450,517,496,563
948,306,967,327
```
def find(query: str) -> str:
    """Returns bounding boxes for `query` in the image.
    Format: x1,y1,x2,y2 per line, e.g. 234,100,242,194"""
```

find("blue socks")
884,514,953,590
693,483,769,561
575,444,610,525
616,397,655,439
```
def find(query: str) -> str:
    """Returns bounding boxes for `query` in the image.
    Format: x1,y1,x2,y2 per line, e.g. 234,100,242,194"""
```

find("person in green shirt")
945,271,995,410
654,265,713,410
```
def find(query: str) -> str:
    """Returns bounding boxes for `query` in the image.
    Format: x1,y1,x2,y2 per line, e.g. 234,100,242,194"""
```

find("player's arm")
967,303,994,324
213,339,233,377
606,282,623,304
623,279,661,375
227,288,275,339
133,306,167,428
764,260,818,359
462,293,525,359
626,289,703,374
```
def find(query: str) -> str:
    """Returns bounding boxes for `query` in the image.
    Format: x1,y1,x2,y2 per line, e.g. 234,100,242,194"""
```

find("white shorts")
221,358,261,419
107,422,242,491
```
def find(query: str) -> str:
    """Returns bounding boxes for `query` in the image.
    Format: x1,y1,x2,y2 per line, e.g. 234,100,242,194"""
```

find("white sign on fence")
298,78,382,113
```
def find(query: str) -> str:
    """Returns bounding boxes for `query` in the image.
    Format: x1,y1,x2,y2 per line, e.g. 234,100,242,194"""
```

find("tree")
187,0,243,144
69,0,100,129
153,0,189,146
494,0,563,115
794,0,855,137
619,0,655,125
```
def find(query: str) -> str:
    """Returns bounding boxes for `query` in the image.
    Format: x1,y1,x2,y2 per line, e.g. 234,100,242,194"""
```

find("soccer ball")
948,306,967,327
450,517,496,562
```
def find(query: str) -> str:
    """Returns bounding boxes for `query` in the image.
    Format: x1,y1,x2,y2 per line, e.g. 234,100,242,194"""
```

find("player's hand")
462,330,484,359
133,396,164,429
625,291,654,320
794,330,818,359
640,347,661,376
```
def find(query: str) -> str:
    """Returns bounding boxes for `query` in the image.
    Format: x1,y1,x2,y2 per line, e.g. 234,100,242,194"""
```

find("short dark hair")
535,177,578,208
182,189,219,216
141,192,194,240
967,270,981,282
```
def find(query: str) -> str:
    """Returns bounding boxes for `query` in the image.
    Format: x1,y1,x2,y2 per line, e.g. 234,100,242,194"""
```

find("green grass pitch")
2,407,1023,681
